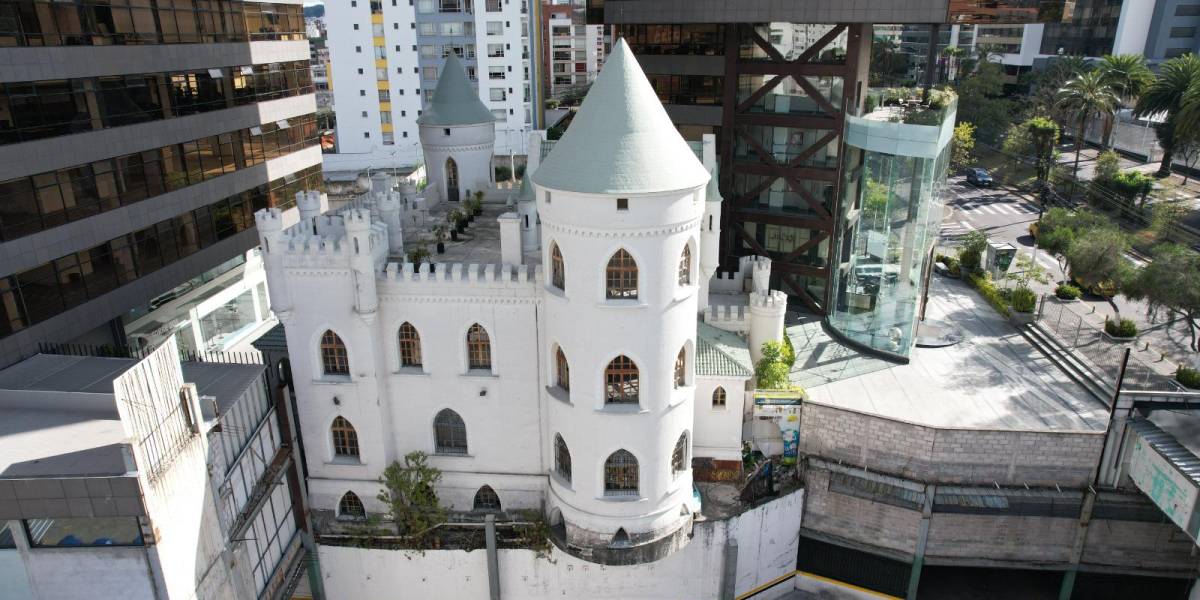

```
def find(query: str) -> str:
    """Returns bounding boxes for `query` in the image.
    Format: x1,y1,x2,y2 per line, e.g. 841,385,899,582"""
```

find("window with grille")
604,450,639,496
331,416,360,458
712,386,726,408
556,347,570,391
605,249,638,299
434,409,467,454
678,245,691,285
398,322,422,367
671,432,688,474
467,323,492,370
338,491,365,518
473,485,501,511
674,347,686,388
554,434,572,482
486,0,501,11
551,243,565,290
604,355,639,404
320,329,349,375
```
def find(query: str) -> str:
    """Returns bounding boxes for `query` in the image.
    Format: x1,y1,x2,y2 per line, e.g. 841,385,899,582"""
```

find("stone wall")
924,514,1076,566
801,469,921,558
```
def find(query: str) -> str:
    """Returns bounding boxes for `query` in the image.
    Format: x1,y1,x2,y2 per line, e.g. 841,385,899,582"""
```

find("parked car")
966,168,993,187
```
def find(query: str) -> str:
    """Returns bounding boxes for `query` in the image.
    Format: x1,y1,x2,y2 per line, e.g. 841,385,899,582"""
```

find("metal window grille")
678,245,691,285
434,409,467,454
712,386,726,407
473,485,501,511
551,243,565,290
467,323,491,370
604,355,639,404
320,330,349,375
556,348,570,391
605,249,638,299
554,434,572,482
398,322,422,367
674,347,686,388
338,492,365,518
331,416,359,457
671,433,688,473
604,450,639,496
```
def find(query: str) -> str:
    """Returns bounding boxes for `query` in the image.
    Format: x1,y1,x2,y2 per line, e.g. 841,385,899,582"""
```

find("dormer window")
616,198,628,211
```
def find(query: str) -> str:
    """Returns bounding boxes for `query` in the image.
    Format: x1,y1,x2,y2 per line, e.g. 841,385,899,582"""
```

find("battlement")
750,290,787,312
710,255,773,294
255,207,284,231
704,303,749,334
379,261,543,293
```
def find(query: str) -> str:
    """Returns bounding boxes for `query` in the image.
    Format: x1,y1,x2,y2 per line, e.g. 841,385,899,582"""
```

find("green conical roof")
531,39,709,195
517,175,534,202
416,53,495,127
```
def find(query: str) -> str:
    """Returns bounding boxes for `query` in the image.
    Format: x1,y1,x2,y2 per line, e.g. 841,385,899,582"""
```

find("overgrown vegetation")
756,340,796,390
378,451,445,545
956,230,989,274
1177,366,1200,390
966,272,1010,318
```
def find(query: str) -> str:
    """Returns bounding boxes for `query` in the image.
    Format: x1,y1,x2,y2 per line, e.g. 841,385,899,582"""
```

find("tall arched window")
556,347,570,391
604,449,639,496
604,355,639,404
554,434,572,483
674,346,687,388
434,409,467,454
678,245,691,285
473,485,501,511
398,322,422,367
605,249,638,299
338,491,365,519
712,386,727,408
671,432,688,474
320,329,349,375
466,323,492,370
331,416,359,458
551,243,565,290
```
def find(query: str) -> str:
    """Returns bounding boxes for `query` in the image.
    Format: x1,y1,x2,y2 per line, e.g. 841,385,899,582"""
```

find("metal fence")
1036,296,1181,392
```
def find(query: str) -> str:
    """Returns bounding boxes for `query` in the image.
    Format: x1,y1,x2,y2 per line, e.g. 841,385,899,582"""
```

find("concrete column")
1060,489,1097,600
720,539,738,600
498,212,522,266
485,514,501,600
906,484,936,600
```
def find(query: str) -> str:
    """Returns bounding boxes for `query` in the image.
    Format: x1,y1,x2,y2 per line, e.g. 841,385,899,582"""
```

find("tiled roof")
416,53,494,127
696,322,753,378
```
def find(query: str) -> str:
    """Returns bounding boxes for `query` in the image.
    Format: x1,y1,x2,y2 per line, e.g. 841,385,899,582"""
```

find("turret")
297,190,325,231
747,258,786,363
515,176,539,252
255,208,292,320
417,53,496,205
344,208,379,321
377,189,405,256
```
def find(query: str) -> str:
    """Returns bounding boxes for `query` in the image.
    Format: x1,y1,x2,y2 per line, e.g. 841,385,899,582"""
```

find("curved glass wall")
827,92,954,359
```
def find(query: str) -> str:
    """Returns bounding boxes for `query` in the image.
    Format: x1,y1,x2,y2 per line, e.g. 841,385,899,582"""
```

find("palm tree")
1135,54,1200,177
942,46,965,84
1096,54,1153,148
1031,55,1091,116
1056,70,1118,179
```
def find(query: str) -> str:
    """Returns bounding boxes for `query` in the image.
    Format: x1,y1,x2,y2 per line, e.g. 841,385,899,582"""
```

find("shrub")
967,272,1010,318
494,165,512,182
756,341,791,389
515,164,526,179
1054,283,1082,300
958,230,988,273
1104,318,1138,338
1177,366,1200,390
1010,286,1037,313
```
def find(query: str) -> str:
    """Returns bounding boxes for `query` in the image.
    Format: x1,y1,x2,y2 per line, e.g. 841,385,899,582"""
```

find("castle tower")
515,176,539,252
531,39,711,555
255,208,292,321
344,208,380,321
417,53,496,205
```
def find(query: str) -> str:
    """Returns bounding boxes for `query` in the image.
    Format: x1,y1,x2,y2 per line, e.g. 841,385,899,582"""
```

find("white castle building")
256,39,786,561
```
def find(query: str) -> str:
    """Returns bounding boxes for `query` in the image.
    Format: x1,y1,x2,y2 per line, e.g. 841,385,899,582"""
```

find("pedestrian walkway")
956,201,1040,216
938,220,974,242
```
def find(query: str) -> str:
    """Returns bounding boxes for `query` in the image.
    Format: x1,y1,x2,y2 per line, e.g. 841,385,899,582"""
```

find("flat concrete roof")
793,277,1109,432
0,408,129,478
404,203,541,267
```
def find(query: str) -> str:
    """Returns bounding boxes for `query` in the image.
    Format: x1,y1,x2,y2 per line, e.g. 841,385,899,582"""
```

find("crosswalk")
953,200,1040,216
939,220,975,242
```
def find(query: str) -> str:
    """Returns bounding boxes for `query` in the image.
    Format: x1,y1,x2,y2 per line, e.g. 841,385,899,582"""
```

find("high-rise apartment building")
324,0,532,173
543,1,606,100
0,0,324,367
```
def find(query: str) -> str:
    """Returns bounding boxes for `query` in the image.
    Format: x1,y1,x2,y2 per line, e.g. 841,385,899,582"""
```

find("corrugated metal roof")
251,323,289,352
696,322,753,378
1131,419,1200,487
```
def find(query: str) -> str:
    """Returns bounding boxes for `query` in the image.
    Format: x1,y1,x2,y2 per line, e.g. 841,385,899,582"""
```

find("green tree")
1056,70,1119,179
755,341,792,389
1124,244,1200,352
1096,54,1154,148
951,122,977,170
1093,150,1121,183
1135,54,1200,176
1029,55,1091,117
957,229,989,273
1109,170,1155,208
1065,226,1130,306
1003,117,1060,189
955,61,1014,142
378,451,445,541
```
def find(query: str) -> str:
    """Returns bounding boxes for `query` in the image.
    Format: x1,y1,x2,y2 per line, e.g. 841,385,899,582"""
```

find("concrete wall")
0,547,33,600
800,402,1104,487
18,546,158,600
801,469,921,558
317,488,803,600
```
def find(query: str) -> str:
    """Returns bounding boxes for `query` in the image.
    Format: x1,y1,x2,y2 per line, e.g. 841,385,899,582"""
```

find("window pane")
25,517,144,547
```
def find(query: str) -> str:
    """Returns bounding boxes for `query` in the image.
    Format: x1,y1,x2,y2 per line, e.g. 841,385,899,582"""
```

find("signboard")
753,391,805,465
1129,434,1199,537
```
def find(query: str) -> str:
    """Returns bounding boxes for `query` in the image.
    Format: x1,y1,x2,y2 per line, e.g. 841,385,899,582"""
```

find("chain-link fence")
1036,296,1182,392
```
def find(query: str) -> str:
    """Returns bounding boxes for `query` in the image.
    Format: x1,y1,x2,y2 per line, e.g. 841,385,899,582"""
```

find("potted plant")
1053,283,1082,302
410,244,431,266
1008,285,1038,325
466,198,476,223
447,209,464,234
432,225,447,254
1103,317,1139,342
472,191,485,216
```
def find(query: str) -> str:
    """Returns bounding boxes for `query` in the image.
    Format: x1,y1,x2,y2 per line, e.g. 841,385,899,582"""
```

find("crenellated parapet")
704,303,749,334
377,261,542,300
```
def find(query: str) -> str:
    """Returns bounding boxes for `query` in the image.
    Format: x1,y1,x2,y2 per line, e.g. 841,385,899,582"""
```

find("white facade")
324,0,531,172
546,10,606,99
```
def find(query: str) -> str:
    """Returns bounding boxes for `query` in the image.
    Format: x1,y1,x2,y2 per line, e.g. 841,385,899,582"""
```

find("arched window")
551,243,565,290
466,323,492,370
671,432,688,474
331,416,359,458
605,249,638,299
604,450,639,496
604,355,639,404
338,491,365,519
434,409,467,454
398,322,422,367
712,386,727,408
556,347,570,391
611,528,630,546
473,485,501,511
320,330,349,375
678,245,691,286
674,346,686,389
554,434,572,483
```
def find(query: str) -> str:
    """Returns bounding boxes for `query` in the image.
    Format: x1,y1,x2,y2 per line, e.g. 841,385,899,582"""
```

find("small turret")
345,208,380,321
515,176,539,252
297,190,324,231
377,190,405,255
255,208,293,320
747,257,786,363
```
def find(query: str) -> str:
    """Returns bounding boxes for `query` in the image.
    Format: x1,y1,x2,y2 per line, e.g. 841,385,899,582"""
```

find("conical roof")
517,174,534,202
531,39,710,195
416,53,495,127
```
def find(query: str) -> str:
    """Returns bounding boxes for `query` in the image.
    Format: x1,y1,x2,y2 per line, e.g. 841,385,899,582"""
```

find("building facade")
543,0,607,100
323,0,532,173
0,0,323,367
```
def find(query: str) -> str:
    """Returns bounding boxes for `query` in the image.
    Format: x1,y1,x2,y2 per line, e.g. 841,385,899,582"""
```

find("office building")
543,0,607,100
